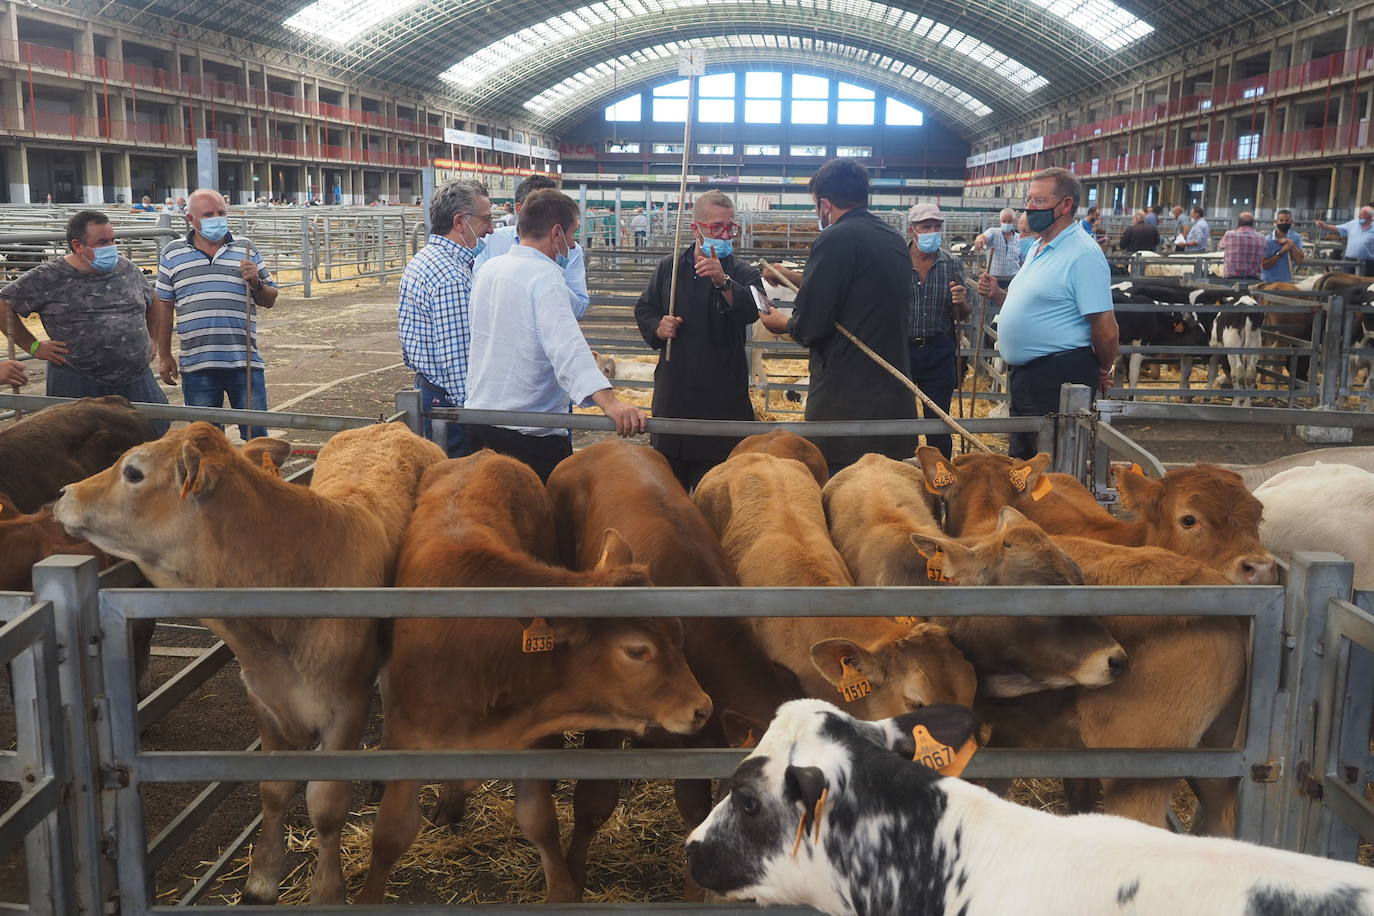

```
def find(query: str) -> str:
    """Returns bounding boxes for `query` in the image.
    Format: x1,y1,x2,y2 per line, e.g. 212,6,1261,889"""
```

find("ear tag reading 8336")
521,618,555,653
837,657,871,703
911,724,977,778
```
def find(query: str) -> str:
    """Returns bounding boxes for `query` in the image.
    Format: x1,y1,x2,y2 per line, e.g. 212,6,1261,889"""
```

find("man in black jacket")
759,159,916,471
634,190,763,489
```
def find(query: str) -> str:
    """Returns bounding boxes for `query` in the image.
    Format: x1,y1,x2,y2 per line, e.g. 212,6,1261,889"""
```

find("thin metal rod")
0,393,376,432
664,71,696,364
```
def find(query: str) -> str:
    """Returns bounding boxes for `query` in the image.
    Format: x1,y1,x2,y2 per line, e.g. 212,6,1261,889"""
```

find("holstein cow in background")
545,439,800,900
693,452,977,717
822,454,1127,697
728,429,829,487
54,421,444,904
915,448,1250,834
1110,281,1209,393
1255,463,1374,590
685,699,1374,916
359,451,711,904
0,395,158,512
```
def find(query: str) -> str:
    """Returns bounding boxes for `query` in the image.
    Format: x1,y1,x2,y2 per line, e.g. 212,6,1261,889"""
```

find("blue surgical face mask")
700,236,733,259
88,244,119,272
198,216,229,241
1001,221,1016,232
916,231,942,254
554,226,571,268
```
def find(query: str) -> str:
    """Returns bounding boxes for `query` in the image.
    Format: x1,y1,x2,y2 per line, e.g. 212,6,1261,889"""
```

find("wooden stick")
5,308,21,420
663,74,697,363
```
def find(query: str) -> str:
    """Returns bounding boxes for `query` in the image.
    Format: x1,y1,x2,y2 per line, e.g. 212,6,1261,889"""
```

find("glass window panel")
653,143,685,154
698,98,735,122
605,141,640,153
655,79,690,98
837,100,874,125
790,144,828,156
744,143,781,155
699,73,736,97
836,145,871,157
792,74,829,99
885,98,924,126
745,71,782,97
604,94,641,122
837,82,875,100
791,98,828,124
698,143,734,155
653,97,688,121
744,99,781,123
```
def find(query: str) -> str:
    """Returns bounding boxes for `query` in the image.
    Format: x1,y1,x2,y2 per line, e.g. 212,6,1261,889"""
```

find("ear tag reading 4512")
522,618,555,653
837,657,871,703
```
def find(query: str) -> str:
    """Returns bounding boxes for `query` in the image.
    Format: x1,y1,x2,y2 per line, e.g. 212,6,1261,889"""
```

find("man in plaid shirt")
1219,212,1265,280
398,180,493,456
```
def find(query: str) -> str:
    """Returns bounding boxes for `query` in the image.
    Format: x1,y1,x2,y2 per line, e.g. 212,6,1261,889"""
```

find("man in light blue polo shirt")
976,167,1117,459
475,174,589,317
1180,206,1211,251
1315,205,1374,277
1260,209,1304,283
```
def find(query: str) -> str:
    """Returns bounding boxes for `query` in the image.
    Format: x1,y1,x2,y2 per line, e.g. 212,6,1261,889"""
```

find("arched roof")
66,0,1328,138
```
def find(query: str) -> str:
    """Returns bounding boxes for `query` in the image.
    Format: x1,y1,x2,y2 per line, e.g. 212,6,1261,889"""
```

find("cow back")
823,454,941,586
727,430,829,487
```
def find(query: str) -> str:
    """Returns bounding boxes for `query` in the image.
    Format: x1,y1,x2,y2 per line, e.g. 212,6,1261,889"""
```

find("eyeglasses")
1023,196,1063,208
693,221,742,239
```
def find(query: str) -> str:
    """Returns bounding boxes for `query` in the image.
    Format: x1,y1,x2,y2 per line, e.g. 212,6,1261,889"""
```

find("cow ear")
883,704,980,777
1007,454,1052,500
996,505,1029,529
914,446,958,494
720,709,762,749
175,440,216,499
594,528,636,570
910,533,969,584
784,765,828,818
241,438,291,474
1116,465,1163,517
809,638,885,692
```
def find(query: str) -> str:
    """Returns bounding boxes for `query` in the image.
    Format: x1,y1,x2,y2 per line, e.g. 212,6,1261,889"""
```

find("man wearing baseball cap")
905,202,971,458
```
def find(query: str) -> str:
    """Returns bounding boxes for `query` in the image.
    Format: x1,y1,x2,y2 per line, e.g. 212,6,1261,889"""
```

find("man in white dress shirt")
464,189,646,480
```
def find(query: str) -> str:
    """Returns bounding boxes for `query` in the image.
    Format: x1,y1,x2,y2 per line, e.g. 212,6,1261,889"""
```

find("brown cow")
0,395,157,512
824,454,1126,697
728,429,829,487
358,451,711,904
915,451,1250,835
545,440,800,899
916,448,1276,585
54,421,444,904
694,451,976,718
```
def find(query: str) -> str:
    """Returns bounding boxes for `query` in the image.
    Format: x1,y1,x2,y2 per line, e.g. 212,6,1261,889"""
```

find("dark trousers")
466,424,572,483
1359,259,1374,278
663,454,717,492
182,366,267,440
1008,346,1099,460
46,364,171,436
415,373,466,458
908,334,957,459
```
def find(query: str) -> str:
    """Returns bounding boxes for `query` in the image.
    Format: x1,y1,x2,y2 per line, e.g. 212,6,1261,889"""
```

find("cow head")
685,699,978,908
808,621,977,718
914,446,1052,536
1115,464,1276,584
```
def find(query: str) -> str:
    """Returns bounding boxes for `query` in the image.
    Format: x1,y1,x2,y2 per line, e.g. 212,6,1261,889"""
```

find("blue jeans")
908,334,957,459
46,364,172,436
182,367,268,440
415,373,466,458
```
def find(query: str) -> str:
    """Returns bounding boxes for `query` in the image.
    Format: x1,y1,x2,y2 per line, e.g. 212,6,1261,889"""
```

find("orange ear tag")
929,462,957,488
521,618,555,653
1029,474,1053,502
915,547,956,584
1129,463,1144,476
837,658,872,703
911,724,978,778
894,616,919,626
1008,466,1030,492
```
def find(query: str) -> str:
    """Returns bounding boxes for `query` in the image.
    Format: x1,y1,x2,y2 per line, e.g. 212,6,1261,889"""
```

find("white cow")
1223,446,1374,490
1254,462,1374,589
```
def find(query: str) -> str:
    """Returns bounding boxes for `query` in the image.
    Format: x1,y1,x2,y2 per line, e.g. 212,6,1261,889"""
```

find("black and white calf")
685,698,1374,916
1111,282,1209,393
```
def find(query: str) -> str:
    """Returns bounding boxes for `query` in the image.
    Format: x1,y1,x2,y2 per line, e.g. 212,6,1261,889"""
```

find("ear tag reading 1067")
911,724,978,778
837,658,871,703
521,618,555,653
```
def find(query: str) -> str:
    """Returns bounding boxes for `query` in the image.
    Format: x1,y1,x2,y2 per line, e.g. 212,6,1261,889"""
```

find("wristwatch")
712,278,732,290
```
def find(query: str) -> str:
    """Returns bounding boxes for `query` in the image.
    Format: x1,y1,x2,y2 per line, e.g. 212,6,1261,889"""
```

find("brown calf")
358,452,711,904
728,429,830,487
54,421,443,904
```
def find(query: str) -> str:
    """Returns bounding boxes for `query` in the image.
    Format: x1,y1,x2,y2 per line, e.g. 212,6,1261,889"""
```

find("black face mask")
1275,223,1292,233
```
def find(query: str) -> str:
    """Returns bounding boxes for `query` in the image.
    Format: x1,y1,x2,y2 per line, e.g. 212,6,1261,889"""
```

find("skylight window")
283,0,422,44
885,98,924,126
1025,0,1154,50
442,0,1048,94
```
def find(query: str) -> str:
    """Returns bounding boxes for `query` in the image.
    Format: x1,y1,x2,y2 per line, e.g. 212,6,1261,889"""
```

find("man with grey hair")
1119,208,1159,253
397,179,493,455
972,206,1022,288
976,166,1117,459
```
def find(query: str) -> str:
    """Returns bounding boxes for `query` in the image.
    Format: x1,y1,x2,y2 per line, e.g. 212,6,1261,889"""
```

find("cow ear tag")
837,657,872,703
927,461,957,489
894,616,919,626
1029,474,1053,501
521,618,555,653
911,724,977,778
915,546,955,584
1129,463,1144,476
1008,465,1030,491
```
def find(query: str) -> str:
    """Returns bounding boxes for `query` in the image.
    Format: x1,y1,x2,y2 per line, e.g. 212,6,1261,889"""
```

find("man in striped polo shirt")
153,188,278,439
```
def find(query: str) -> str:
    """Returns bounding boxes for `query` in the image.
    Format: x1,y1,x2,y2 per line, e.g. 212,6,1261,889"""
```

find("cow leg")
515,777,580,903
1180,355,1195,402
1188,679,1245,837
1127,348,1143,397
673,778,717,902
1061,778,1099,814
131,618,156,700
430,780,478,829
305,696,369,903
357,781,422,905
566,731,626,894
241,710,300,906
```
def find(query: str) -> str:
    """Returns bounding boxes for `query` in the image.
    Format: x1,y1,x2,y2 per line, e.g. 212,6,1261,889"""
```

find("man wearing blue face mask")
904,203,971,459
153,188,278,440
474,175,589,318
2,209,170,431
632,189,763,489
398,179,493,456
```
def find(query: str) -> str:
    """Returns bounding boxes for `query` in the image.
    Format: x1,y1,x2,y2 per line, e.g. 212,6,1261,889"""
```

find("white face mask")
1001,222,1015,232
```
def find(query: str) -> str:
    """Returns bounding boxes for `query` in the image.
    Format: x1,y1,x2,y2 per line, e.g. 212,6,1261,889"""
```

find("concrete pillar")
113,149,132,204
170,156,188,200
82,149,101,204
6,146,29,203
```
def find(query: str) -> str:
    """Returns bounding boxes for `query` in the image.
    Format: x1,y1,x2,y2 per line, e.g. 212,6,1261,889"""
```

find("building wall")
963,3,1374,220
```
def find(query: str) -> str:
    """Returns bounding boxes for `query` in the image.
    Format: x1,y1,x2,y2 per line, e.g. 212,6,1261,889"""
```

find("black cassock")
633,245,763,464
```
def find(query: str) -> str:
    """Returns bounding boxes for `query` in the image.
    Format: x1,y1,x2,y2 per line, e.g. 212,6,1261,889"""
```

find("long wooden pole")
5,308,20,420
759,259,991,453
663,74,696,363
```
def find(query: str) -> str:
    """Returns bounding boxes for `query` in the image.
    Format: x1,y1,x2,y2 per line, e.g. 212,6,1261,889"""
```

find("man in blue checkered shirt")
398,180,493,456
